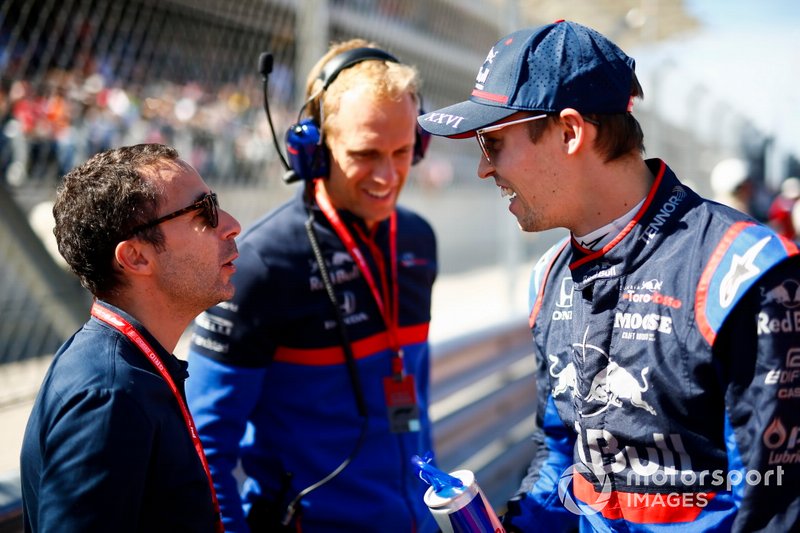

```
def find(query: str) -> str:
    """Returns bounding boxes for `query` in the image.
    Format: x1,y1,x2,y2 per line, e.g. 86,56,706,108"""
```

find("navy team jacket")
187,188,438,533
21,301,218,532
505,160,800,532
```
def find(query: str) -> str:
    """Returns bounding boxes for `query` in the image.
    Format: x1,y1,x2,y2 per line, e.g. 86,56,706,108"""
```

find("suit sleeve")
504,238,577,531
187,243,274,533
33,389,154,532
717,255,800,531
186,353,266,533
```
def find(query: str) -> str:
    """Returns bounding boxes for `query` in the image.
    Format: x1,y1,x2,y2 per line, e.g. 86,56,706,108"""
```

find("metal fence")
0,0,519,363
0,0,507,193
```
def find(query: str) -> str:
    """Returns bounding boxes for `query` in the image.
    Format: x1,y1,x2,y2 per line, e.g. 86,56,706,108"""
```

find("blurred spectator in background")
0,82,11,178
0,62,292,187
793,196,800,242
767,176,800,240
710,157,755,217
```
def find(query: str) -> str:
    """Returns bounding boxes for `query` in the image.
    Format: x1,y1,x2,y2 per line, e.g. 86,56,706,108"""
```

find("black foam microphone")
258,52,273,82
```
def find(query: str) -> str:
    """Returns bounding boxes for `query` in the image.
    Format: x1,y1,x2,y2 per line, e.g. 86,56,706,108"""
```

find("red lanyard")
314,181,403,373
91,303,224,533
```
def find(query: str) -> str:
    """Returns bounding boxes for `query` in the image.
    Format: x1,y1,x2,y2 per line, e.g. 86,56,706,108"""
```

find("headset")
259,47,431,184
255,48,430,528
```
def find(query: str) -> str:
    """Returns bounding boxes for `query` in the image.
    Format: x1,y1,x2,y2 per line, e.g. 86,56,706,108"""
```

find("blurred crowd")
2,60,796,228
0,63,295,188
709,157,800,241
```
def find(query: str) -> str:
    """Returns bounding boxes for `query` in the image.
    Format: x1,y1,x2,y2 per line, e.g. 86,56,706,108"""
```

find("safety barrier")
0,471,21,533
430,319,537,511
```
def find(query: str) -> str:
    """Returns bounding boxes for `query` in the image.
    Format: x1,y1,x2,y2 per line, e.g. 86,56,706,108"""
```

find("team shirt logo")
719,236,770,308
760,279,800,308
549,328,658,417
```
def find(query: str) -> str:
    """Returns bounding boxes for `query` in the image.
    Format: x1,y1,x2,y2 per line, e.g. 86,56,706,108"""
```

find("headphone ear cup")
412,125,431,165
412,108,431,165
284,118,330,182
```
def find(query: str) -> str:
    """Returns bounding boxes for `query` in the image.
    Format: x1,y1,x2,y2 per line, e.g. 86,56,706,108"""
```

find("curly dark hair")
53,143,180,298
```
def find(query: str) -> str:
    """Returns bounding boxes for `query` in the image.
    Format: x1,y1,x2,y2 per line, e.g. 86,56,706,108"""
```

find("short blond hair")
304,39,419,137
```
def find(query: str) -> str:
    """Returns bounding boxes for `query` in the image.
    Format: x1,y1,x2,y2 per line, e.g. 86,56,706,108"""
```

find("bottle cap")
411,452,464,493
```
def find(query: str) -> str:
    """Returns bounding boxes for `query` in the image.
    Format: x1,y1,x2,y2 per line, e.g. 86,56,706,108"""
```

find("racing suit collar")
569,160,698,291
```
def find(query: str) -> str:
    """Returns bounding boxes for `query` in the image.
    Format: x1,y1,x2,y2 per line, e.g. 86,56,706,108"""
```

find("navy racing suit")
504,160,800,532
187,187,438,533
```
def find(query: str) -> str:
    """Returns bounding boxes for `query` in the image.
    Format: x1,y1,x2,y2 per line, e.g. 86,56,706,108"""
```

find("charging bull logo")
549,354,577,397
760,279,800,309
640,279,663,291
308,251,353,273
548,355,658,416
551,330,659,417
582,362,657,417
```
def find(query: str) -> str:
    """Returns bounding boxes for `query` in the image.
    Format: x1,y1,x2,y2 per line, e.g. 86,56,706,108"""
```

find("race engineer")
186,38,438,532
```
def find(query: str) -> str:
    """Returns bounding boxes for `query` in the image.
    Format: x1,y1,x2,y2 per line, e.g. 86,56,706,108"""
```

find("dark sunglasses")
130,192,219,235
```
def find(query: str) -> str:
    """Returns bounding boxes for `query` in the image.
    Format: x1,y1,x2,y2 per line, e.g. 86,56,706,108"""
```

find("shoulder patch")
696,221,799,344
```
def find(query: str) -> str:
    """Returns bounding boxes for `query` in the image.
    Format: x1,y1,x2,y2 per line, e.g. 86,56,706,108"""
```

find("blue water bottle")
411,453,505,533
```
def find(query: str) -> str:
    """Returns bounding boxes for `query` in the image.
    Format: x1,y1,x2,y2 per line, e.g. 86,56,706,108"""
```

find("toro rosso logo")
308,251,353,273
641,279,662,291
309,252,360,291
475,47,499,89
622,279,683,309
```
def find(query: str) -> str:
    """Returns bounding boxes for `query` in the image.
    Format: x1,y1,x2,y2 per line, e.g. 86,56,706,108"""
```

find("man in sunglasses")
20,143,240,532
419,20,800,532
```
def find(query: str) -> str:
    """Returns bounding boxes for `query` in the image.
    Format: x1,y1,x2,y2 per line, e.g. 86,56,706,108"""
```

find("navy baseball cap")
419,20,636,138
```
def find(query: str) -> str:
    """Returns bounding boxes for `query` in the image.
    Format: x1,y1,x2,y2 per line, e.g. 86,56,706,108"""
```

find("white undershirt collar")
573,198,646,251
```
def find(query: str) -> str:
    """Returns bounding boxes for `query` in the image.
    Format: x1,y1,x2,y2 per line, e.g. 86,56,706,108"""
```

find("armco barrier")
0,471,22,533
429,319,537,511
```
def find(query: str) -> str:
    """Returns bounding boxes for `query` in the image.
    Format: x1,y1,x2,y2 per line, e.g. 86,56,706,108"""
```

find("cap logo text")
475,47,499,88
423,113,465,129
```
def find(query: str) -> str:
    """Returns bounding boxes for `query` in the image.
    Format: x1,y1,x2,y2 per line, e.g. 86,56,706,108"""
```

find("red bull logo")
760,279,800,309
575,422,694,478
548,354,577,398
582,362,657,417
552,332,660,417
757,310,800,335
